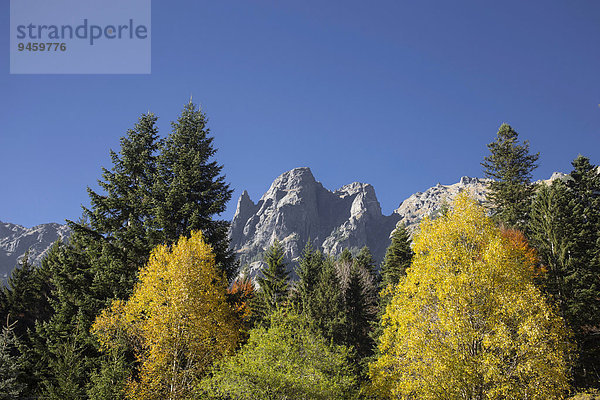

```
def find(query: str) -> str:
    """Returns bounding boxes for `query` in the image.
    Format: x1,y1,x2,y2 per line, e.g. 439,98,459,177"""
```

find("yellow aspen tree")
92,231,241,400
369,194,572,400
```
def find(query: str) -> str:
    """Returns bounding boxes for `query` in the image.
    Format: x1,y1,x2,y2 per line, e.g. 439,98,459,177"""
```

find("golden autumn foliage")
91,231,241,400
370,194,572,400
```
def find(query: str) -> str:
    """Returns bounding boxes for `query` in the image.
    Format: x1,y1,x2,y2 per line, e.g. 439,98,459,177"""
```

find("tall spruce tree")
380,224,413,290
344,260,378,367
0,252,53,340
312,257,347,345
481,123,539,228
529,156,600,389
350,246,379,327
529,181,571,302
82,112,162,271
155,101,235,280
564,156,600,388
292,241,324,312
355,246,377,277
374,224,414,354
254,240,289,323
0,323,26,400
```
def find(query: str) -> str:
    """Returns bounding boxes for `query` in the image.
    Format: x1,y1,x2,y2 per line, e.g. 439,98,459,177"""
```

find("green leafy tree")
370,194,572,399
481,123,539,228
200,309,358,400
254,240,289,324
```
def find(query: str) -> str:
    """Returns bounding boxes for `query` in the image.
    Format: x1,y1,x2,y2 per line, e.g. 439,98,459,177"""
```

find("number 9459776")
17,42,66,51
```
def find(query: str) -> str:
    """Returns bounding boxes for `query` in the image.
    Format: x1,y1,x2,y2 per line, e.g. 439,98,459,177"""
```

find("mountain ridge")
0,220,71,283
1,168,566,282
229,168,494,279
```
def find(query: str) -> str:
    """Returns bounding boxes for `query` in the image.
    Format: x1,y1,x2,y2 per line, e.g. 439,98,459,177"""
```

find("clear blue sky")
2,0,600,227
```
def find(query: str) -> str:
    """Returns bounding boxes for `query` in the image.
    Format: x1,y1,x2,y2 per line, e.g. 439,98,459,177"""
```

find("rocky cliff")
229,167,400,277
393,176,490,229
0,221,70,283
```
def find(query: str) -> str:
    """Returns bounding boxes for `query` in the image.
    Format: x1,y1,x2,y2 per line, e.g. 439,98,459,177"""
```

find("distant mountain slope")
0,221,70,283
393,176,490,229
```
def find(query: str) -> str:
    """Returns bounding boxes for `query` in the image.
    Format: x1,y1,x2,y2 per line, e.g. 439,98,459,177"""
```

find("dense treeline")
0,113,598,399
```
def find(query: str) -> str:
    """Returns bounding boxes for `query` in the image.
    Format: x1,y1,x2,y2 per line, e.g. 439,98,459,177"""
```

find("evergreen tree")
34,230,117,396
564,156,600,387
529,156,600,389
335,248,354,290
254,240,289,324
312,257,347,345
355,246,376,276
341,248,379,371
339,248,353,265
0,252,53,339
0,322,26,400
86,349,129,400
529,181,571,306
293,245,346,345
155,101,235,280
378,224,414,336
81,112,162,272
41,331,88,400
481,123,539,228
344,264,375,365
380,224,413,290
292,241,324,312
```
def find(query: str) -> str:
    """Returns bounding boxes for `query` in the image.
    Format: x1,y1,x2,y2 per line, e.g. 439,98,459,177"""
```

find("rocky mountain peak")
261,167,318,199
229,168,399,278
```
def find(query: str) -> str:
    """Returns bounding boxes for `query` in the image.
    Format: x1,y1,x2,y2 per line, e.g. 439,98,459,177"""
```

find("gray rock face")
229,167,400,277
0,221,70,283
393,176,491,230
